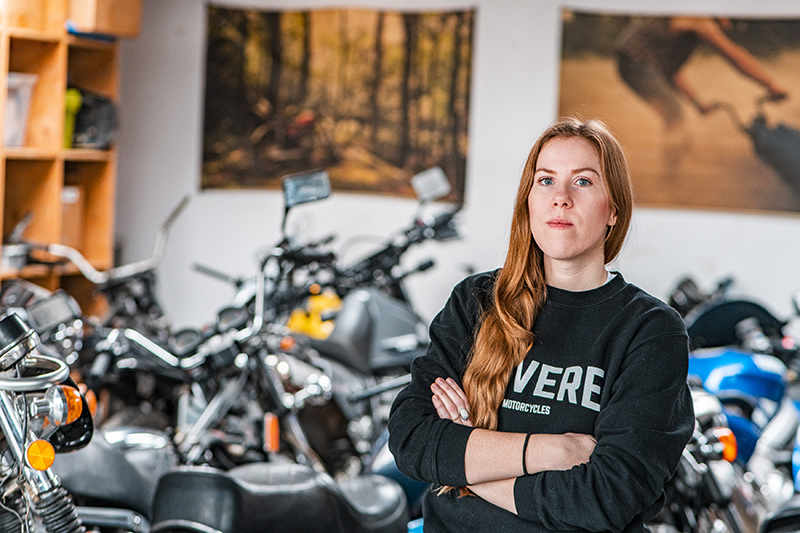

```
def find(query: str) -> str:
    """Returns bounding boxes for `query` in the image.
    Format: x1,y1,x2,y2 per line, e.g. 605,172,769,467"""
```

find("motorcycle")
34,172,410,479
0,311,151,533
142,320,412,532
674,278,800,512
648,383,762,533
81,234,413,532
190,169,454,465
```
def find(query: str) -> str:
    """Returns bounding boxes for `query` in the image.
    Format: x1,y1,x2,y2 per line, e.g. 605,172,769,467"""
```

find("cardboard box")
69,0,141,37
61,185,85,250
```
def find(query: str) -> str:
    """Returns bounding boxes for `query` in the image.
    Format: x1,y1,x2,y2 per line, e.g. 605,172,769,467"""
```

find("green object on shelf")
64,87,82,148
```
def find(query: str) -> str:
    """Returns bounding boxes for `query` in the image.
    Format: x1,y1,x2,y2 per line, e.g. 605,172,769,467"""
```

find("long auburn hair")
463,117,633,432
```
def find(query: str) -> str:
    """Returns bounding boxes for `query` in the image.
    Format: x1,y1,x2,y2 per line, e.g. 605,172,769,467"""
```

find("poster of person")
202,5,474,204
559,11,800,213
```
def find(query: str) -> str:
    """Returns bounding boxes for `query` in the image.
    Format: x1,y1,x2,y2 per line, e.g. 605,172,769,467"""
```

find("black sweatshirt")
388,270,694,532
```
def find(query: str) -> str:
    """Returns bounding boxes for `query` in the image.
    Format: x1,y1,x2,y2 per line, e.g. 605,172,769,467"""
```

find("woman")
388,117,694,532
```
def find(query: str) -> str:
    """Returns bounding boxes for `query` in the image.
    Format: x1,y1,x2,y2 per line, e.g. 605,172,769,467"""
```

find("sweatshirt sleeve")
387,272,495,487
513,305,694,532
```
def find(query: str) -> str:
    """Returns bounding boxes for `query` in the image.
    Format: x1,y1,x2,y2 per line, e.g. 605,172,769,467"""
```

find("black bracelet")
522,433,533,476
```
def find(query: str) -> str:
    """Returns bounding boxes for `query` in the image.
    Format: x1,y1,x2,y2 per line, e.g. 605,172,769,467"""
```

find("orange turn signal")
82,388,97,418
62,386,83,424
713,427,738,462
279,336,296,351
264,412,280,453
45,385,83,426
26,439,55,471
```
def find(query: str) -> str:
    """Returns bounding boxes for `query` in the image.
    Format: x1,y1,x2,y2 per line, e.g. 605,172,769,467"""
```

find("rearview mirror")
411,167,450,204
282,170,331,209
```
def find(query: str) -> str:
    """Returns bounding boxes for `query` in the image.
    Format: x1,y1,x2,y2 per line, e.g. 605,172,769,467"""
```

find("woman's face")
528,136,616,272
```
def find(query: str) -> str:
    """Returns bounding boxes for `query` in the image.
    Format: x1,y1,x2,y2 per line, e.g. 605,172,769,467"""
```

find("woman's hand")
431,377,472,427
545,433,596,471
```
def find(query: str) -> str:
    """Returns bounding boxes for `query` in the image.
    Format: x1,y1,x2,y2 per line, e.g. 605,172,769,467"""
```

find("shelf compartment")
68,38,118,97
8,36,67,150
64,159,114,268
3,158,61,244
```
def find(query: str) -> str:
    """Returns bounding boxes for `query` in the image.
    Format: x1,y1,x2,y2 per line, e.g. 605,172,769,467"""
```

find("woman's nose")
552,186,572,207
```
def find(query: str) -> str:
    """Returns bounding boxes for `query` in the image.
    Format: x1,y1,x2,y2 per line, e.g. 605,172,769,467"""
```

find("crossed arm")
430,377,596,514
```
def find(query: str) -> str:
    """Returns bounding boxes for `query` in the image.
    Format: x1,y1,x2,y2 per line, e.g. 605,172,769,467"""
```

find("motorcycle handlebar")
37,195,191,286
283,248,336,267
43,243,109,284
406,208,460,243
193,262,245,288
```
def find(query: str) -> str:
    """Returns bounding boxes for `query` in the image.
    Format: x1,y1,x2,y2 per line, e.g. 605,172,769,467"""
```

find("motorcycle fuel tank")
689,347,786,405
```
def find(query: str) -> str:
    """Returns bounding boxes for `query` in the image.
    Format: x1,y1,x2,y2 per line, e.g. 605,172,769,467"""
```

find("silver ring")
459,408,469,421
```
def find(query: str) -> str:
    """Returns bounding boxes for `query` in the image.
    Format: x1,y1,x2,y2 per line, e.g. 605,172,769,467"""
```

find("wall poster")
202,5,474,204
559,11,800,213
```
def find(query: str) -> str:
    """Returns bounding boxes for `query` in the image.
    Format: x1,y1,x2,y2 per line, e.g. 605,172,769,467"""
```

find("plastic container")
64,88,82,148
5,73,38,147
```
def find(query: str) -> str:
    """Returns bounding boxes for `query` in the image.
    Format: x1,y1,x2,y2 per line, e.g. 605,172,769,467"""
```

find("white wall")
116,0,800,331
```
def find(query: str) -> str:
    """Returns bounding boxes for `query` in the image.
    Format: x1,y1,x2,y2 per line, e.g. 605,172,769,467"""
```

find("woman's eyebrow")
534,166,600,175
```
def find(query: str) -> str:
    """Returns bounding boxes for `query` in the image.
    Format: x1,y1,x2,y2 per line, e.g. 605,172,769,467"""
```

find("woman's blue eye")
576,177,592,186
538,176,554,185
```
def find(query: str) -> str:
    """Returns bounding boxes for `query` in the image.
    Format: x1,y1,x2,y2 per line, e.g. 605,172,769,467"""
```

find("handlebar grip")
433,210,457,226
286,249,336,266
314,234,336,246
86,352,112,392
416,259,435,272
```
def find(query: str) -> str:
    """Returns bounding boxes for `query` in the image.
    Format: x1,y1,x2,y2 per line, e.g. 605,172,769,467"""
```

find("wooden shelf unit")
0,0,121,307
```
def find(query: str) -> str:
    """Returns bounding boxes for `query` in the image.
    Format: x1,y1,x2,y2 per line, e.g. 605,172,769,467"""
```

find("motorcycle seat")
150,462,409,533
53,429,163,518
310,288,425,375
310,290,374,374
685,299,784,350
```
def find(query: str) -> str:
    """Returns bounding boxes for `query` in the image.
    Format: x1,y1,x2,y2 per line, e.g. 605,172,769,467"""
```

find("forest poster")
559,11,800,213
202,5,474,203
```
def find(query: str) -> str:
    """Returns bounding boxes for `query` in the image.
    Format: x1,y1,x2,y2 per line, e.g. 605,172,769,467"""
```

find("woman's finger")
431,393,450,419
432,378,471,422
445,378,469,405
440,378,470,421
431,383,460,422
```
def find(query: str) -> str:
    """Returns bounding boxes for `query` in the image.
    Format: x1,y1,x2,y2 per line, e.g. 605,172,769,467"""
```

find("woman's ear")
607,211,617,227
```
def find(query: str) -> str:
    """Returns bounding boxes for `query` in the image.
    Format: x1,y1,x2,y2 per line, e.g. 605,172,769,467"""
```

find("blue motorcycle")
682,291,800,512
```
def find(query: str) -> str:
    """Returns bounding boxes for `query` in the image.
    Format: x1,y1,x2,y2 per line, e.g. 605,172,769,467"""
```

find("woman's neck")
544,259,608,292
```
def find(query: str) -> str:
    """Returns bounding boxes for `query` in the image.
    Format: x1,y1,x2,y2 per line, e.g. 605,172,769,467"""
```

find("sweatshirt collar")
546,271,626,308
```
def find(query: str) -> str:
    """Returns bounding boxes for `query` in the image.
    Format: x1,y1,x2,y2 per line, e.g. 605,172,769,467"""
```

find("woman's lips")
546,218,573,229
